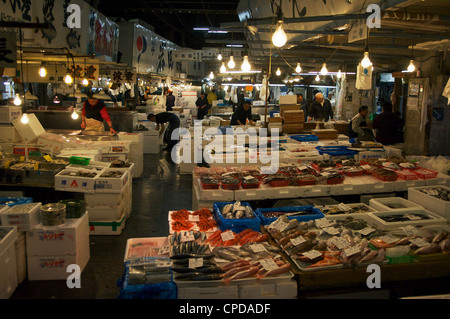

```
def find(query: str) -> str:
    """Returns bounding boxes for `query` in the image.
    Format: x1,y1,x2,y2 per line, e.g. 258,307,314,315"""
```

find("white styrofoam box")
67,160,111,171
0,227,18,299
425,173,450,187
296,184,327,198
194,177,234,202
0,202,41,232
329,177,364,196
177,285,239,299
117,132,144,144
88,212,126,235
27,248,90,281
54,169,101,194
110,162,135,180
179,162,195,174
87,200,125,221
110,140,132,154
369,197,424,212
0,142,14,154
144,134,162,154
408,185,450,221
358,175,396,194
26,212,89,257
238,279,298,299
192,186,215,211
95,169,129,193
84,189,125,206
101,153,127,162
37,132,93,154
15,231,26,285
360,193,395,206
394,178,427,192
57,148,102,161
0,106,22,124
12,113,45,143
368,208,447,230
0,125,22,143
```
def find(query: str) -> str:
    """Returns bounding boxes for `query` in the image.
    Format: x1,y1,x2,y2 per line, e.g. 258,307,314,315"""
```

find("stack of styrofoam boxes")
0,106,23,149
0,226,18,299
0,202,42,287
26,212,90,281
37,132,94,156
85,168,131,235
12,113,45,144
118,132,143,178
408,185,450,222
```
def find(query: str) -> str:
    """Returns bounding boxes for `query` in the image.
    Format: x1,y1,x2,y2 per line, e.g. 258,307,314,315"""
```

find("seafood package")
213,202,261,233
126,257,173,285
265,215,388,271
368,209,447,230
169,209,218,233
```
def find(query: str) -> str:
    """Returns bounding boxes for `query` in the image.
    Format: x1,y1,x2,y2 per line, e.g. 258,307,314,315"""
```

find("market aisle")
11,152,192,299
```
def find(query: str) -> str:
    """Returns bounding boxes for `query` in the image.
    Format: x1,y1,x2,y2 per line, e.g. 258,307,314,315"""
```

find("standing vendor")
231,100,255,126
309,92,334,122
166,89,175,111
81,91,117,134
147,112,181,151
196,92,209,120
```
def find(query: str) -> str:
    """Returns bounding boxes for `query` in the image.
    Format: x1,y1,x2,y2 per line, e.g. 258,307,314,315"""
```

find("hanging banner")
0,31,17,68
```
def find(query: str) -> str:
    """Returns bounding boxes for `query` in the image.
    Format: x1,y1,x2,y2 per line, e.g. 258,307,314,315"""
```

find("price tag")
155,259,172,268
34,162,39,171
401,225,419,237
188,214,200,222
158,246,170,255
272,219,289,233
337,203,352,212
358,227,376,236
259,258,279,272
221,230,235,242
298,165,308,171
302,250,322,260
323,227,340,236
378,235,399,245
344,245,360,257
409,238,429,248
244,175,255,180
189,258,203,269
428,190,439,196
181,233,195,243
315,219,331,228
20,156,25,162
290,236,306,246
250,244,267,253
405,214,422,221
333,237,351,250
43,155,52,162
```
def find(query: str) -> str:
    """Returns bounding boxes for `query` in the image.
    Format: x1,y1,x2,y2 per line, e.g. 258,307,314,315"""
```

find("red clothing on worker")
82,100,111,123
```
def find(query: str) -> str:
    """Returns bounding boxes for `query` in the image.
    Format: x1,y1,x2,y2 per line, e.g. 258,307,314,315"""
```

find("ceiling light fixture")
361,51,372,68
13,93,22,106
272,6,287,48
241,56,251,72
228,55,235,69
337,69,342,79
320,63,328,76
407,60,416,73
220,62,227,73
315,74,320,82
217,53,223,61
209,71,214,80
38,61,47,78
296,63,302,73
276,68,281,76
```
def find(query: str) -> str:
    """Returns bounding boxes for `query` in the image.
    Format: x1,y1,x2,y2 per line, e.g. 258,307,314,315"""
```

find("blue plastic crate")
254,206,325,226
118,260,177,299
290,135,319,142
316,146,358,160
213,202,262,233
218,126,234,135
0,197,33,207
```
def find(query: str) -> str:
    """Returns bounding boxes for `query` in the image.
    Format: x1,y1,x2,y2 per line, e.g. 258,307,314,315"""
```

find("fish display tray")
408,186,450,221
255,206,325,226
367,208,447,230
410,167,438,180
369,197,424,212
395,169,419,180
319,203,378,216
168,210,219,234
213,202,262,233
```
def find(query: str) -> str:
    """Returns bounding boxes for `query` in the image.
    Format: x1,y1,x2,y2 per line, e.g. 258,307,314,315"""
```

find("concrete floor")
11,153,192,299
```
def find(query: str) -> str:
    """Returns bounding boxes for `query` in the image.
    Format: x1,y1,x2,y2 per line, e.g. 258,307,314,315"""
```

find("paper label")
409,238,429,248
290,236,307,246
20,156,25,162
378,235,399,244
337,203,352,212
405,214,422,221
181,234,195,243
44,155,52,162
244,175,255,180
358,227,376,236
34,162,39,171
188,215,200,222
315,219,331,228
259,258,279,271
361,165,371,170
401,226,418,237
250,243,267,253
324,227,340,236
333,237,351,250
274,220,289,232
428,190,439,196
344,245,360,257
158,246,170,255
221,230,235,242
189,258,203,269
302,250,322,260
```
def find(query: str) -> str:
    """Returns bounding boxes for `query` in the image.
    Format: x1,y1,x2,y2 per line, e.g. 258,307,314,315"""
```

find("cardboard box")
279,95,297,105
268,117,282,123
220,120,231,126
54,169,101,193
0,106,22,124
26,212,89,256
0,125,22,143
12,113,45,143
0,203,41,232
95,169,129,193
12,144,39,156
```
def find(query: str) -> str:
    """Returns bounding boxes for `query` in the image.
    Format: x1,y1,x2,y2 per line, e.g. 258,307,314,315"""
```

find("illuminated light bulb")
39,66,47,77
276,68,281,76
20,113,29,124
13,94,22,106
294,78,300,82
241,56,251,72
228,56,235,69
217,53,223,61
320,63,328,76
64,73,74,85
407,60,416,73
71,110,79,120
53,95,61,104
337,70,342,79
220,62,227,73
296,63,302,73
209,71,214,80
272,21,287,48
82,78,89,86
315,74,320,82
361,51,372,68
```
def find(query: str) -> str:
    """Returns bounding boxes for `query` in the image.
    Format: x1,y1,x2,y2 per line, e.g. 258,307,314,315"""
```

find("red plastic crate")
269,180,291,187
344,170,364,177
410,167,438,179
394,169,419,180
222,182,241,190
241,181,261,189
296,179,317,186
373,172,398,182
202,182,220,190
327,177,345,185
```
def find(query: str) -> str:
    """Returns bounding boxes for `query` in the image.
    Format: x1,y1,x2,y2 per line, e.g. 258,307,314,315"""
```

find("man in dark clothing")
147,112,181,151
196,92,209,120
166,90,175,111
297,93,308,121
309,92,334,122
231,100,255,126
372,102,399,145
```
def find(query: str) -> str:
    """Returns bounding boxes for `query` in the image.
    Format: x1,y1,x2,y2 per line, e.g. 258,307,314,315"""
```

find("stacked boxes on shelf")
282,110,305,134
117,132,144,178
26,212,90,281
0,106,22,144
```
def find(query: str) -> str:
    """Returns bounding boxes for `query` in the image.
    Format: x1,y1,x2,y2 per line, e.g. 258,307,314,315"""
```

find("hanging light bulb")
272,21,287,48
53,95,61,104
209,71,214,80
20,113,29,124
81,78,89,86
296,63,302,73
64,72,74,85
217,53,223,61
71,110,79,120
220,62,227,73
407,60,416,73
320,63,328,76
361,51,372,68
228,55,235,69
13,94,22,106
276,67,281,76
337,70,342,79
38,64,47,78
241,56,251,72
315,74,320,82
